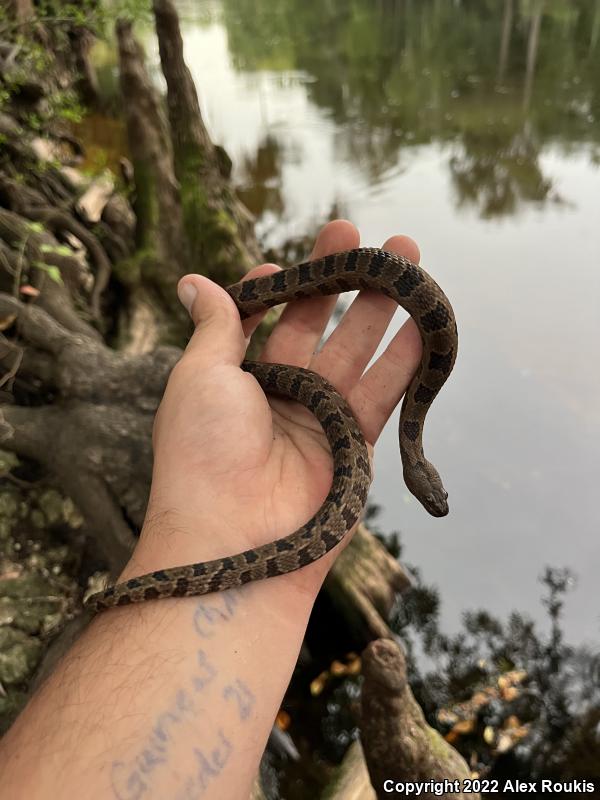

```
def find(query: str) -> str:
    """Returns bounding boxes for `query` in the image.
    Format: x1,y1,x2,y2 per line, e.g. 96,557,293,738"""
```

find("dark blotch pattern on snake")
85,248,458,613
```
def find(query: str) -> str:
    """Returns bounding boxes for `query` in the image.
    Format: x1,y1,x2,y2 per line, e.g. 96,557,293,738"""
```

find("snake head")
404,460,449,517
422,486,449,517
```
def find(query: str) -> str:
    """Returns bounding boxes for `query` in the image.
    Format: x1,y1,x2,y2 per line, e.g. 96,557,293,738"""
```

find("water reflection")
237,134,285,221
177,0,600,219
169,0,600,646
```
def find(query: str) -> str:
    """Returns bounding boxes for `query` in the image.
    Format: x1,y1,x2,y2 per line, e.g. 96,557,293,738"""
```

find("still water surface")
149,1,600,644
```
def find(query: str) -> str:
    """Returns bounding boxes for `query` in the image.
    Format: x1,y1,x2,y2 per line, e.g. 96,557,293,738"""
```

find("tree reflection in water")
210,0,600,219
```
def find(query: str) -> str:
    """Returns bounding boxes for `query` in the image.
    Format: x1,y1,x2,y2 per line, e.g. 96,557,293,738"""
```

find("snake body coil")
86,248,457,613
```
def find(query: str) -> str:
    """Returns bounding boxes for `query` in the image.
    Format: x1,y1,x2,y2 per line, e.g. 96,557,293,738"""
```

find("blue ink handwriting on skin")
223,679,255,721
110,593,256,799
192,648,217,692
111,688,197,800
193,591,239,639
175,729,233,800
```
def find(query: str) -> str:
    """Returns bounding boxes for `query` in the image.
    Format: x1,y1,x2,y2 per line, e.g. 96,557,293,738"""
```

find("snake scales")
85,248,457,613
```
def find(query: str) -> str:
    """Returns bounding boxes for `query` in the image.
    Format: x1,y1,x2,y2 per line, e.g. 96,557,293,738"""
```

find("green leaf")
32,263,64,285
40,244,73,257
25,222,45,234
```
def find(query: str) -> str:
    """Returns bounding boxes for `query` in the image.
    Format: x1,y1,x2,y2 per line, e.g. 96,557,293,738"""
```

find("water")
148,0,600,645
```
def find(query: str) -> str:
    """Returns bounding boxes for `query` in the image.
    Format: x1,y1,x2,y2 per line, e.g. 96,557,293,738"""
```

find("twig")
11,227,29,298
0,469,40,488
0,344,22,390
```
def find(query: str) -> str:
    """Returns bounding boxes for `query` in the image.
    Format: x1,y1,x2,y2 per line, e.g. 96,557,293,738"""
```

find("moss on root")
0,452,82,732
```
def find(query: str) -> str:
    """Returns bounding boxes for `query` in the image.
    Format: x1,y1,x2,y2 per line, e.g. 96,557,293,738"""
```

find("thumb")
177,274,246,366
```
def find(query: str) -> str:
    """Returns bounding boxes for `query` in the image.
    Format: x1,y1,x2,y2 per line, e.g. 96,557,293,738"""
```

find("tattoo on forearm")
223,678,255,721
176,730,234,800
193,649,217,692
110,591,256,800
111,689,197,799
192,591,240,639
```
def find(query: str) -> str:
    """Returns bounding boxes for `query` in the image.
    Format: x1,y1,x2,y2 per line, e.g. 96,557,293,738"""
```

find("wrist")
118,484,338,605
117,514,331,615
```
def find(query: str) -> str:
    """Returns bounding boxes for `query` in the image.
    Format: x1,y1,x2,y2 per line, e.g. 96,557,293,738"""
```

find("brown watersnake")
85,248,458,613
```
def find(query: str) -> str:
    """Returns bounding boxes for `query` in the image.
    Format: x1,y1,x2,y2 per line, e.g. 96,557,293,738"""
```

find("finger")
348,301,423,445
260,219,360,367
237,263,282,339
177,274,246,367
383,234,419,265
310,234,420,395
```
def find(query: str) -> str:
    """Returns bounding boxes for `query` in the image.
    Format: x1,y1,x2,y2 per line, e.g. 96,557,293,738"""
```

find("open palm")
134,220,422,593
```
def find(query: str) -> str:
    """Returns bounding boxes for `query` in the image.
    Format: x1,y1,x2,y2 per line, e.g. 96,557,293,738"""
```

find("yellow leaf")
310,672,328,696
483,725,495,745
276,710,290,731
496,732,513,753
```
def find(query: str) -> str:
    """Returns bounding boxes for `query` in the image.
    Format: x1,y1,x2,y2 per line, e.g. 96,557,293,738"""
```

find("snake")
85,248,457,613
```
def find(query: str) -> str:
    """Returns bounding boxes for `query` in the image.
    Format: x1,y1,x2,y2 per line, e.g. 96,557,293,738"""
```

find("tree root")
326,523,412,644
0,293,181,572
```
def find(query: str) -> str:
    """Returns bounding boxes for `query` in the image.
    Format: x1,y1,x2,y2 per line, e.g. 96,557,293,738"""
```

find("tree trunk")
69,25,100,107
6,0,35,23
115,18,191,345
523,0,544,110
497,0,513,84
0,293,182,572
152,0,262,285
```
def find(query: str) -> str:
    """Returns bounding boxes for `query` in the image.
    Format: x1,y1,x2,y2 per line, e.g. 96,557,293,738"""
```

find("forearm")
0,543,320,800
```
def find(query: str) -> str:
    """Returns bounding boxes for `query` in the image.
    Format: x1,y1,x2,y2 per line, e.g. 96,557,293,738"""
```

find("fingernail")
178,281,197,313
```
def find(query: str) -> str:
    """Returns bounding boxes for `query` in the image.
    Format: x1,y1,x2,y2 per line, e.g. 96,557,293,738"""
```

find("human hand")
123,220,422,598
